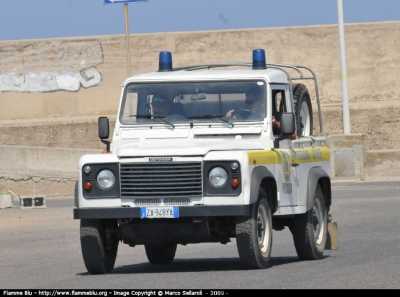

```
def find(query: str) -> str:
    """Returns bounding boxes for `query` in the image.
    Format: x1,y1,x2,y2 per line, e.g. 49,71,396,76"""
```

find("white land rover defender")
74,49,338,274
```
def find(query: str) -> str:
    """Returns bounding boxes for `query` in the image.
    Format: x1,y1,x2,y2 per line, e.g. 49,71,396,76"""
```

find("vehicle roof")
123,68,290,86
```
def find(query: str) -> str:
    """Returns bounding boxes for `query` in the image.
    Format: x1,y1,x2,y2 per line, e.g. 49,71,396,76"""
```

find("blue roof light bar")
159,51,173,72
252,49,267,70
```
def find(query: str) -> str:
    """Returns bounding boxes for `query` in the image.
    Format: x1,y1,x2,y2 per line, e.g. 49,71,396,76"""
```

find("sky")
0,0,399,41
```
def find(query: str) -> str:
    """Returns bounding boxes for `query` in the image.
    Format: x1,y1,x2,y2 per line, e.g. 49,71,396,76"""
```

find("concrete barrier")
0,115,116,150
0,146,98,197
364,150,400,181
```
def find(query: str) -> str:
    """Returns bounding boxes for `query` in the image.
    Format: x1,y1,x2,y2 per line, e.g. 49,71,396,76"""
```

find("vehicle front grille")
134,199,161,206
133,198,190,206
120,162,202,199
164,198,190,206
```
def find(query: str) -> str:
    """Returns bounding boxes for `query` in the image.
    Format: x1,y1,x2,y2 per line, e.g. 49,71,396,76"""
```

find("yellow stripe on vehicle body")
247,150,279,165
247,147,330,165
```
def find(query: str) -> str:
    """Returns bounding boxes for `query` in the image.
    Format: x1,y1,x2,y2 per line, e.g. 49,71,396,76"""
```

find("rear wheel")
290,184,327,260
293,83,313,137
144,242,177,264
80,219,119,274
236,188,272,269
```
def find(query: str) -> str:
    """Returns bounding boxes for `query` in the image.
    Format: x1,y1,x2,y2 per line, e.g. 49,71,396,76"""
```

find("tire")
80,219,119,274
290,184,328,260
236,188,273,269
144,242,177,264
293,83,313,137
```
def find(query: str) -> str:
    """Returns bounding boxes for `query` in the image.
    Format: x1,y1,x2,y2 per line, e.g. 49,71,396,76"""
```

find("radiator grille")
133,198,190,206
121,162,202,199
134,199,161,206
164,198,190,206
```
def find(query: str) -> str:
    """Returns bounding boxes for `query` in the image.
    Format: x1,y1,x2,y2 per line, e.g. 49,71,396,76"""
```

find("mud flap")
325,222,338,250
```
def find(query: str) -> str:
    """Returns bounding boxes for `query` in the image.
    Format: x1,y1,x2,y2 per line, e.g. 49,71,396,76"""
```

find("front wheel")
290,184,327,260
236,188,272,269
80,219,119,274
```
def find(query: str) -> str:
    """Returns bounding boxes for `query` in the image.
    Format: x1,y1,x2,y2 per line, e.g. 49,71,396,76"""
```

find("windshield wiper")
187,114,234,127
129,114,175,128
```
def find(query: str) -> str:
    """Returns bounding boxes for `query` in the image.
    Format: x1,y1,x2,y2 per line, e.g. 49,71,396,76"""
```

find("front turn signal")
231,178,239,187
84,182,92,191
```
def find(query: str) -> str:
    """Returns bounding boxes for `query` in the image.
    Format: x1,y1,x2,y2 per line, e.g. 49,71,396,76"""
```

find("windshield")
120,80,266,125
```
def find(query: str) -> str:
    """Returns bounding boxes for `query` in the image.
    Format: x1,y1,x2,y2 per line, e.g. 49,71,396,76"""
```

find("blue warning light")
252,49,267,70
159,51,173,72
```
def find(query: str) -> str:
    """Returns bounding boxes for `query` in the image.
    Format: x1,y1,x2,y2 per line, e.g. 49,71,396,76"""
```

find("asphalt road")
1,181,399,289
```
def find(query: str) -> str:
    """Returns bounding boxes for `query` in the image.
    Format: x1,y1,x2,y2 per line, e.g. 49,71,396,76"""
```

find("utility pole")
337,0,351,134
103,0,149,78
124,3,131,77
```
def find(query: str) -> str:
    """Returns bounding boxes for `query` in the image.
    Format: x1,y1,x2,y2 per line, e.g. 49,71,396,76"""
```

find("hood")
117,138,264,157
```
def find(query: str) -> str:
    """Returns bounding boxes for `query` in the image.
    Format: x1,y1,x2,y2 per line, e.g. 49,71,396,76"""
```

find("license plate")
140,206,179,219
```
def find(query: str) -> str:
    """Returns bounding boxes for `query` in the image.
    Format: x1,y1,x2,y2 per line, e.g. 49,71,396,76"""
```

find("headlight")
209,167,228,188
97,169,115,189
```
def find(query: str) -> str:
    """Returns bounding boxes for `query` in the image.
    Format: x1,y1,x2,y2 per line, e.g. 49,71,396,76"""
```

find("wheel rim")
312,198,325,245
300,101,310,136
257,204,270,254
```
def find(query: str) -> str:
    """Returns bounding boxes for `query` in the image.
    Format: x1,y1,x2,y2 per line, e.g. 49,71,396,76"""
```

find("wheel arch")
250,166,278,213
307,166,331,211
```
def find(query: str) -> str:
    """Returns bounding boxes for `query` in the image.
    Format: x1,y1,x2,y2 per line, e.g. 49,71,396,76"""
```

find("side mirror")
98,117,110,152
280,113,295,135
98,117,109,139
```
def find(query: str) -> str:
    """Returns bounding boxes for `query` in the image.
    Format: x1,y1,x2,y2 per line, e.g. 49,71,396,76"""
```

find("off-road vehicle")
73,49,338,274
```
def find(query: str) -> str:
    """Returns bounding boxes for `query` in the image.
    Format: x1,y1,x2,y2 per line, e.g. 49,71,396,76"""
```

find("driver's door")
270,84,300,208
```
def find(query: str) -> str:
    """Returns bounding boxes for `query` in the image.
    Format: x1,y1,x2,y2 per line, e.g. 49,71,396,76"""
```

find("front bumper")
73,205,252,219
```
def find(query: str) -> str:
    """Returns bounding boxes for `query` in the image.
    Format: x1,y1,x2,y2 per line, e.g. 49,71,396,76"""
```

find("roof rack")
173,62,323,134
